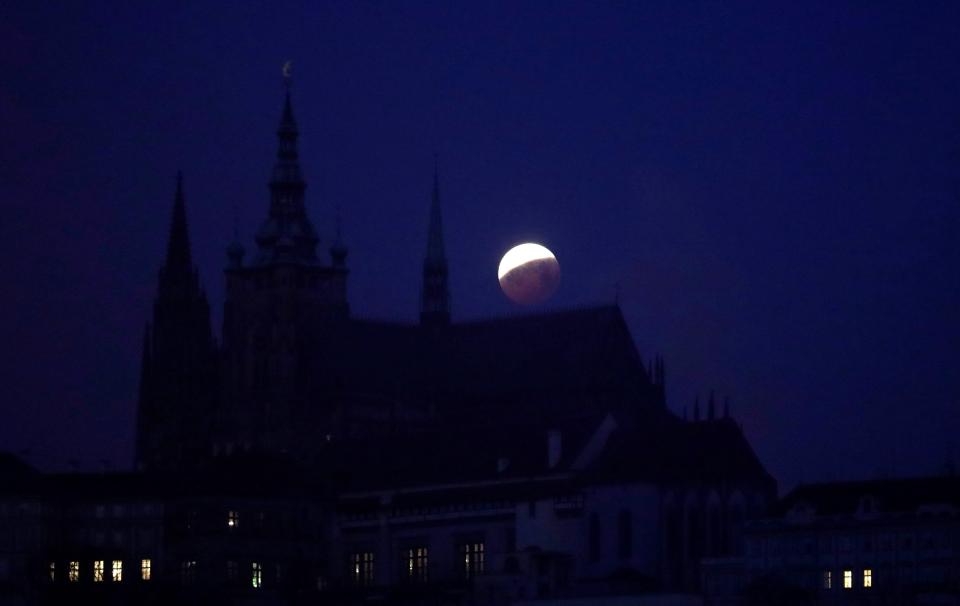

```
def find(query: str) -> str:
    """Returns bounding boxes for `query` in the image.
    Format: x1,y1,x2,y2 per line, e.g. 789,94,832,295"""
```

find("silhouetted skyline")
1,1,958,490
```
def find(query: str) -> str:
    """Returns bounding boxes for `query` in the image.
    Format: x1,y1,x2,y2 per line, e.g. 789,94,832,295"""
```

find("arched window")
618,509,633,560
589,513,601,562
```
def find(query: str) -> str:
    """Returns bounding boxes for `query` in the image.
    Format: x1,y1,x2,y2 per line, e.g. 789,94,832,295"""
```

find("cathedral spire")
254,83,319,265
420,158,450,326
164,172,192,273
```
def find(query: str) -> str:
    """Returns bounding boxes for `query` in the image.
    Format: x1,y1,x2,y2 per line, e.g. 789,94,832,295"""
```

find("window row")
49,559,151,583
823,568,872,590
349,541,485,587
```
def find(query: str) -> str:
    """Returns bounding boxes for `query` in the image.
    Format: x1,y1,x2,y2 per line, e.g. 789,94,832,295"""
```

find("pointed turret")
708,390,716,421
254,85,320,265
330,204,348,267
165,172,192,273
693,395,701,422
420,160,450,325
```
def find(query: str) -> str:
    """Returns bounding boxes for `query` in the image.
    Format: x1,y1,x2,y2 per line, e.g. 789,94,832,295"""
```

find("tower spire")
252,80,320,265
165,171,192,273
708,390,716,421
420,156,450,326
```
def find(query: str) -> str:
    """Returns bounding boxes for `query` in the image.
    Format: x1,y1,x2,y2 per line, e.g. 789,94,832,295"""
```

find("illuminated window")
461,542,485,579
94,560,105,582
823,570,832,589
141,559,151,581
68,561,79,582
48,562,55,582
351,552,374,586
111,560,122,582
863,569,872,588
843,569,852,589
405,547,428,583
228,510,239,528
227,560,238,581
251,562,262,589
181,560,196,584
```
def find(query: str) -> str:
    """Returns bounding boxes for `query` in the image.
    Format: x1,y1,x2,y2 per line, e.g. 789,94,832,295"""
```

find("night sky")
2,2,958,491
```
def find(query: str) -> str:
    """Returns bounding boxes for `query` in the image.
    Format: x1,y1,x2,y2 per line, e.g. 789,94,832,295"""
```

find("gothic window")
404,547,428,583
93,560,104,582
589,513,601,561
351,552,374,586
618,509,633,560
505,527,516,552
863,569,872,588
823,570,832,589
48,562,55,582
141,559,151,581
843,569,852,589
228,510,239,528
68,561,79,582
181,560,197,584
460,542,485,579
252,562,262,589
112,560,122,582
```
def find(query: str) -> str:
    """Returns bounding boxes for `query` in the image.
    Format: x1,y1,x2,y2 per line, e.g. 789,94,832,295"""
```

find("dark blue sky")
1,1,958,490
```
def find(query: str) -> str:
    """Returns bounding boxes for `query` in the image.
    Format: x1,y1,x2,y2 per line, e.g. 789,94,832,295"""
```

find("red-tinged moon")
498,243,561,305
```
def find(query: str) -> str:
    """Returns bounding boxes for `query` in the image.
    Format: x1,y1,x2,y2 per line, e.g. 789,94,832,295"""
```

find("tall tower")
420,162,450,325
135,173,217,470
218,86,348,457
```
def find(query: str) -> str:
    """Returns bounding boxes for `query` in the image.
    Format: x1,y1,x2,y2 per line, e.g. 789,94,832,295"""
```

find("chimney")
547,430,562,469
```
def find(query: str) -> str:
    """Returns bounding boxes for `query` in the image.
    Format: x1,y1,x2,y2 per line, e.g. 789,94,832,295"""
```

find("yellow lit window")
112,560,122,582
252,562,262,588
863,569,872,588
141,559,151,581
823,570,832,589
94,560,105,582
351,552,374,586
405,547,428,583
228,510,239,528
48,562,55,582
68,561,79,582
461,542,485,579
843,569,852,589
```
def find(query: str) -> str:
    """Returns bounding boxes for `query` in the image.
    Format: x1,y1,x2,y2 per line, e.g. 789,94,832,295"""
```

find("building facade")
702,476,960,606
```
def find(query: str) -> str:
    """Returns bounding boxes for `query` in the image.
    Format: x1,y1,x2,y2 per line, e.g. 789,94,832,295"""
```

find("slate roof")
777,476,960,516
306,304,658,420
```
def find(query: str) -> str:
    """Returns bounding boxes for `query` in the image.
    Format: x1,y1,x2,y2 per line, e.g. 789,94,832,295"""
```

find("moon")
498,243,561,305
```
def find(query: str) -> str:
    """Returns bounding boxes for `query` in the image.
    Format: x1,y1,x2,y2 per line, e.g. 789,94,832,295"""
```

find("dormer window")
858,495,879,517
786,502,815,522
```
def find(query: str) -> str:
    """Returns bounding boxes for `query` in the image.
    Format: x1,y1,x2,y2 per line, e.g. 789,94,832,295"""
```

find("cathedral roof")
307,304,655,417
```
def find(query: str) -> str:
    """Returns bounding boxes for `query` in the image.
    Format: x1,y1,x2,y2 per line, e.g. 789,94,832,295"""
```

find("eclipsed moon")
498,243,561,305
